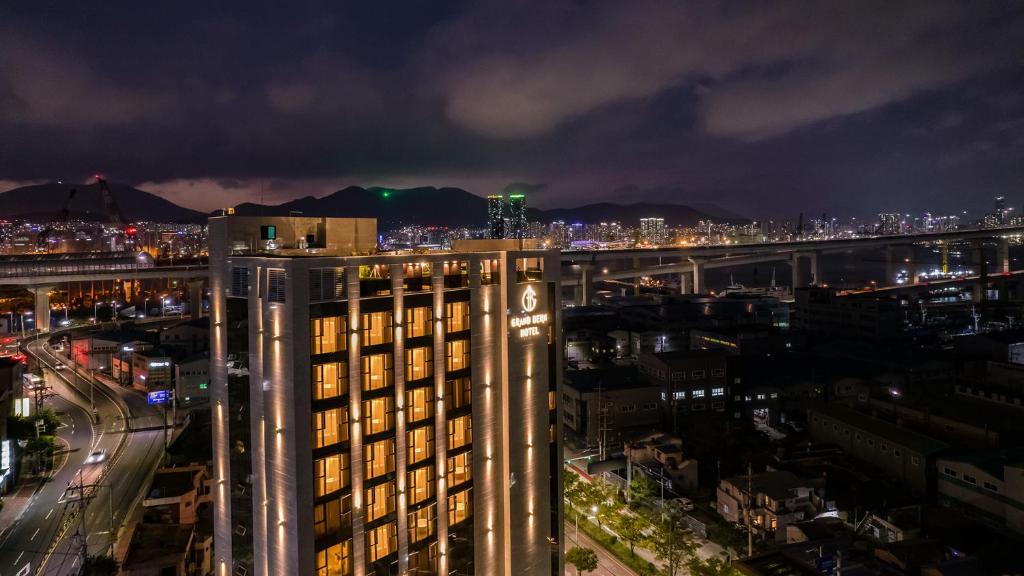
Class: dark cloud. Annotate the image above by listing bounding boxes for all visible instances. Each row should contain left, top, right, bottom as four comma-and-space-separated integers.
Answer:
0, 1, 1023, 217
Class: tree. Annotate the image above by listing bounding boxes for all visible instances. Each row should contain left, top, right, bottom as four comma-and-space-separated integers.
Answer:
629, 473, 654, 503
645, 500, 697, 576
566, 546, 599, 576
589, 479, 617, 528
81, 554, 118, 575
611, 512, 649, 556
687, 556, 741, 576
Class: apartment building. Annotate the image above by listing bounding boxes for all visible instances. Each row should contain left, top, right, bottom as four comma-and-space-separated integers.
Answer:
209, 216, 562, 576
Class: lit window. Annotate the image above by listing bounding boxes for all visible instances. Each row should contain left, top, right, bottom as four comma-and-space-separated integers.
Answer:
447, 451, 472, 487
692, 389, 705, 399
405, 347, 433, 381
403, 262, 432, 292
445, 339, 470, 372
315, 539, 352, 576
365, 481, 396, 523
361, 353, 393, 391
673, 391, 685, 400
362, 397, 395, 435
408, 465, 436, 506
315, 454, 350, 497
408, 504, 437, 544
406, 387, 434, 424
311, 316, 346, 355
313, 407, 349, 448
364, 439, 395, 480
445, 301, 470, 332
480, 259, 500, 285
448, 488, 472, 526
711, 387, 725, 397
447, 415, 472, 450
408, 425, 435, 465
313, 362, 347, 400
361, 311, 393, 346
366, 522, 397, 562
405, 306, 433, 338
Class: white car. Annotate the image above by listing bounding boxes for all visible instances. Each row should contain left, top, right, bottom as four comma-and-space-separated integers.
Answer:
54, 362, 67, 371
85, 449, 106, 464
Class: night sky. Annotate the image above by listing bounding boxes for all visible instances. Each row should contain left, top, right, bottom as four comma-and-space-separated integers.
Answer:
1, 1, 1023, 218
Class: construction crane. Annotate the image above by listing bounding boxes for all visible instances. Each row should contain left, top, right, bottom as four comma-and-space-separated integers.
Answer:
35, 187, 77, 252
94, 174, 138, 250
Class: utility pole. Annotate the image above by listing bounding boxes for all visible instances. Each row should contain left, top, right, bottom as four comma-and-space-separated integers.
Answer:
746, 462, 753, 558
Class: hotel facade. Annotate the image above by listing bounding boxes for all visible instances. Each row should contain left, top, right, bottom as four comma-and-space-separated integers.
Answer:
209, 216, 563, 576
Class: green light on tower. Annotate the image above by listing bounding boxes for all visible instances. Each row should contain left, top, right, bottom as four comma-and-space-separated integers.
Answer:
381, 189, 391, 199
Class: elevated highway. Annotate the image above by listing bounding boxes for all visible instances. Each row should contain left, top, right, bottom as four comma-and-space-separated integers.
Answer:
0, 252, 208, 331
560, 225, 1024, 304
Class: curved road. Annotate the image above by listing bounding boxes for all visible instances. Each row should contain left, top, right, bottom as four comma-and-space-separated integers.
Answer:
0, 338, 165, 575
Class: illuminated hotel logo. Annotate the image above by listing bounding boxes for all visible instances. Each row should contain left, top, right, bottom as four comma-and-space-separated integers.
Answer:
522, 285, 538, 312
511, 284, 547, 338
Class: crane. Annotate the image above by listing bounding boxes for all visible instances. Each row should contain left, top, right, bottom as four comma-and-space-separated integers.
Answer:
93, 174, 138, 250
35, 187, 77, 252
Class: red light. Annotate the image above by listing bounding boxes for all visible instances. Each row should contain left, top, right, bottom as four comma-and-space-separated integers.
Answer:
125, 226, 138, 236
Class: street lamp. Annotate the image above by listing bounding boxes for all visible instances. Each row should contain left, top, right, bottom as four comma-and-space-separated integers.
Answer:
94, 301, 103, 324
162, 297, 169, 317
21, 310, 32, 338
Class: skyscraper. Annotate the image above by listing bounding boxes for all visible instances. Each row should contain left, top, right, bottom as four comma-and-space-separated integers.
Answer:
487, 195, 505, 239
878, 213, 900, 235
639, 217, 666, 245
210, 216, 563, 576
507, 194, 526, 240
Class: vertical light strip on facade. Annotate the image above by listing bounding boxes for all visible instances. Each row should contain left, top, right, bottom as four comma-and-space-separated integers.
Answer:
432, 266, 448, 575
391, 265, 409, 575
346, 266, 366, 576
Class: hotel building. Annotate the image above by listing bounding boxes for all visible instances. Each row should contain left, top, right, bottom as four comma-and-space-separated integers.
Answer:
209, 216, 563, 576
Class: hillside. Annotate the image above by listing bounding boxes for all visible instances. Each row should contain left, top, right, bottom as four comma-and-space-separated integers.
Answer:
0, 182, 206, 223
229, 186, 742, 228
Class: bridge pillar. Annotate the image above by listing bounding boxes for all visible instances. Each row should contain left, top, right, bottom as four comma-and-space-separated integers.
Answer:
680, 272, 691, 295
791, 251, 821, 288
32, 286, 54, 333
972, 241, 987, 304
688, 258, 705, 295
998, 237, 1010, 273
189, 279, 205, 319
632, 257, 641, 296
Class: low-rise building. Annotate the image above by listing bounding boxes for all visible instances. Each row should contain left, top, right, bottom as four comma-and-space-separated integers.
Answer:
638, 350, 730, 427
175, 352, 210, 404
716, 470, 826, 543
936, 449, 1024, 533
562, 367, 661, 450
808, 404, 948, 496
142, 464, 212, 525
626, 433, 698, 492
158, 317, 210, 356
793, 287, 903, 342
132, 348, 174, 393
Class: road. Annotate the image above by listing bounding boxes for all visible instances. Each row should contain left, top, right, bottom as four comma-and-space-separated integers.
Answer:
565, 521, 637, 576
0, 338, 165, 575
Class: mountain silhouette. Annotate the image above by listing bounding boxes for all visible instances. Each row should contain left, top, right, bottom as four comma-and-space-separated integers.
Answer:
0, 181, 206, 223
228, 186, 742, 228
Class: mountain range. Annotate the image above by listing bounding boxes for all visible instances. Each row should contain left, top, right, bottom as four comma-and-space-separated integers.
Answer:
0, 182, 205, 223
0, 182, 745, 227
227, 185, 747, 228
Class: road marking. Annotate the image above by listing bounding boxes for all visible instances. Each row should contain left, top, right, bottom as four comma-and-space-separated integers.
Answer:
16, 562, 31, 576
13, 550, 24, 564
30, 528, 39, 541
45, 508, 54, 520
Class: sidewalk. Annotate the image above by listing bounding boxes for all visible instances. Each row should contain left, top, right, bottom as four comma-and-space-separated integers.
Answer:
0, 483, 39, 536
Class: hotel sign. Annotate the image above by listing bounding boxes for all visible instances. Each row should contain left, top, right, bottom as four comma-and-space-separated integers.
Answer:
510, 285, 548, 339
